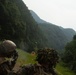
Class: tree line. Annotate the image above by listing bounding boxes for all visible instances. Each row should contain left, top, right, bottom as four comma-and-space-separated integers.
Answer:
62, 35, 76, 72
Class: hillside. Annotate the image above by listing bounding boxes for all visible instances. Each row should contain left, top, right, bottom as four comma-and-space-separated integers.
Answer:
60, 27, 76, 41
30, 10, 47, 23
13, 49, 36, 72
0, 0, 76, 52
39, 23, 69, 50
30, 10, 76, 50
0, 0, 49, 52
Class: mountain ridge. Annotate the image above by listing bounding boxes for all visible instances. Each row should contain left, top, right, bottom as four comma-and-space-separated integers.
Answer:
30, 10, 48, 23
30, 10, 76, 50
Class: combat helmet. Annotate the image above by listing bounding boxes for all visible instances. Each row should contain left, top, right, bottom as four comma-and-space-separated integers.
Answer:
0, 40, 16, 57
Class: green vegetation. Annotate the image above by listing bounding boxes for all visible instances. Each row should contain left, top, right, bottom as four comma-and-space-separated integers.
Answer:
17, 49, 36, 65
0, 0, 25, 40
56, 63, 76, 75
62, 35, 76, 72
0, 0, 50, 52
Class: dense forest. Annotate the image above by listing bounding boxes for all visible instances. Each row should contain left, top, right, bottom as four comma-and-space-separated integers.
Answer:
0, 0, 49, 52
62, 35, 76, 72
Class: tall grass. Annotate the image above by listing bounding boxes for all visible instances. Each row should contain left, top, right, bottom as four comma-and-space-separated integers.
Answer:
56, 63, 76, 75
16, 49, 36, 66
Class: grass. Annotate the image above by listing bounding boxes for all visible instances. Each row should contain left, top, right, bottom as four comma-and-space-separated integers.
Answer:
16, 49, 36, 66
56, 63, 76, 75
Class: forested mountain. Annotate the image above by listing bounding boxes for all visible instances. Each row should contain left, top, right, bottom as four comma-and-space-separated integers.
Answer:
60, 27, 76, 41
30, 10, 76, 50
39, 23, 68, 50
62, 35, 76, 72
0, 0, 75, 52
30, 10, 47, 23
0, 0, 49, 52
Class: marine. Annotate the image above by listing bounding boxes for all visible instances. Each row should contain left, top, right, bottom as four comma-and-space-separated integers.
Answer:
0, 40, 18, 75
17, 48, 59, 75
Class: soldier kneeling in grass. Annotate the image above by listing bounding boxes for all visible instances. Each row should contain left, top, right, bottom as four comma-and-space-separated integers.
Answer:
17, 48, 59, 75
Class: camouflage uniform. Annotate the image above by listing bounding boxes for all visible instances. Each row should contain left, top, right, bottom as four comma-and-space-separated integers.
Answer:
17, 48, 59, 75
0, 40, 18, 75
17, 64, 53, 75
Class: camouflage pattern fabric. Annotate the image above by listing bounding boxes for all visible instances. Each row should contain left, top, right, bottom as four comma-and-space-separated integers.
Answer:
17, 64, 57, 75
0, 50, 18, 75
36, 48, 59, 68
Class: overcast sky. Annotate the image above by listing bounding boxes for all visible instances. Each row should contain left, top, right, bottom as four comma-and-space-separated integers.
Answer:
23, 0, 76, 31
